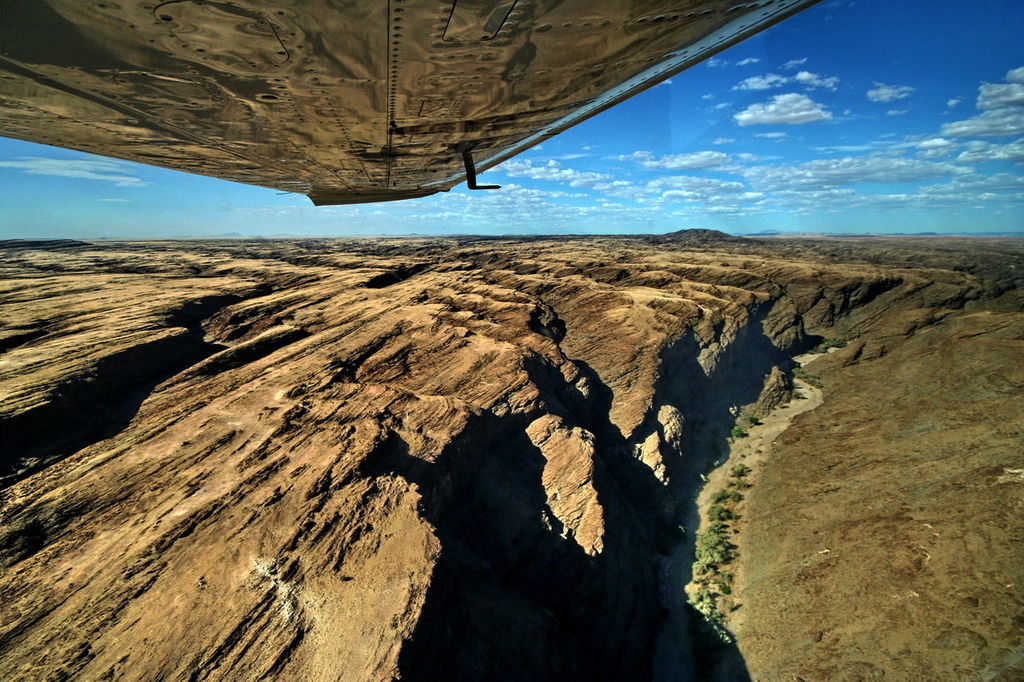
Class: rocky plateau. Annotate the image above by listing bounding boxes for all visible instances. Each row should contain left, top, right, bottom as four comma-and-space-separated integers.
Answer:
0, 234, 1021, 681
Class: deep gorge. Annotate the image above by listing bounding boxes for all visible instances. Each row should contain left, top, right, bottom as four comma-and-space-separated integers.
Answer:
0, 235, 1020, 681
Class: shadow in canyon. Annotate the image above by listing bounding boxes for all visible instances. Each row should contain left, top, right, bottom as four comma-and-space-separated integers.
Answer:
389, 305, 794, 680
394, 415, 599, 680
643, 305, 794, 679
0, 295, 240, 489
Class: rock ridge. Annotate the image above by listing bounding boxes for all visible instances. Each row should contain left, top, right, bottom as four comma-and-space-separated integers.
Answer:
0, 236, 1020, 681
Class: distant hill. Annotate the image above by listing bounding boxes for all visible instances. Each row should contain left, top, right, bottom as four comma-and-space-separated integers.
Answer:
0, 239, 93, 250
650, 229, 745, 245
745, 231, 1024, 239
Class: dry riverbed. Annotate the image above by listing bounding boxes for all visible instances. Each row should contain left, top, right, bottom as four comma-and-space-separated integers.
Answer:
686, 352, 826, 638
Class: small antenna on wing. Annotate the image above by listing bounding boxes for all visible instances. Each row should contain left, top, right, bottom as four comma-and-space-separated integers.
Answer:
459, 146, 501, 191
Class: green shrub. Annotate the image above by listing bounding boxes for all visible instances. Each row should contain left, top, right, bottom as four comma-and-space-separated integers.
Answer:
692, 587, 716, 609
690, 519, 739, 642
688, 587, 732, 642
814, 337, 848, 352
695, 523, 735, 566
747, 416, 762, 426
694, 560, 714, 575
711, 489, 744, 504
793, 367, 823, 388
708, 504, 737, 521
729, 464, 752, 478
730, 426, 748, 439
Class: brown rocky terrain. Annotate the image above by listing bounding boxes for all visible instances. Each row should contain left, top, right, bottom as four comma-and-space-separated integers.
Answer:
0, 234, 1021, 681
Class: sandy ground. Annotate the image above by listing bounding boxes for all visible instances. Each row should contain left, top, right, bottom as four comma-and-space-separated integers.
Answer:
686, 351, 826, 634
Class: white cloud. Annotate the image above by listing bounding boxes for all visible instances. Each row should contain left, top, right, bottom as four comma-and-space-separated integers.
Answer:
616, 150, 731, 170
955, 138, 1024, 163
0, 157, 148, 186
942, 67, 1024, 137
792, 71, 839, 90
649, 175, 752, 203
947, 97, 964, 108
781, 58, 808, 70
496, 159, 611, 187
706, 58, 729, 68
943, 108, 1024, 137
734, 71, 837, 91
726, 191, 764, 202
702, 93, 715, 100
866, 83, 915, 102
736, 57, 762, 66
713, 102, 732, 110
918, 138, 954, 150
755, 132, 788, 139
660, 190, 700, 201
734, 93, 833, 126
397, 183, 611, 230
977, 82, 1024, 109
816, 144, 877, 153
919, 173, 1024, 196
711, 137, 735, 145
916, 138, 957, 158
887, 109, 909, 116
742, 156, 970, 191
773, 187, 856, 201
734, 73, 789, 91
590, 179, 650, 203
648, 176, 747, 192
496, 185, 581, 200
592, 180, 636, 191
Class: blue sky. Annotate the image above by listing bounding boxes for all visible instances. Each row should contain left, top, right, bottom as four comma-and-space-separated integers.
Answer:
1, 0, 1022, 238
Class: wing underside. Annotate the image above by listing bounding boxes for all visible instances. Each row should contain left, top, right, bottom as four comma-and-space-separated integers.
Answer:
0, 0, 819, 205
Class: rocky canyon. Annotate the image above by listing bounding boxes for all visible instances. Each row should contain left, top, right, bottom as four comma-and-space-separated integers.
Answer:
1, 233, 1021, 681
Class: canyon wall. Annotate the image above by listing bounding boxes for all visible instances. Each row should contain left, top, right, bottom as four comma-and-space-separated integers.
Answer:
0, 235, 1020, 680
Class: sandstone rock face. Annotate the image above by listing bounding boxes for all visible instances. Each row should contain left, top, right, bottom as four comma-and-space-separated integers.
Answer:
526, 415, 605, 555
752, 366, 792, 416
0, 236, 1020, 681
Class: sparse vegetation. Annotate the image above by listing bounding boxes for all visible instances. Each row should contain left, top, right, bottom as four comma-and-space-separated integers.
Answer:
813, 337, 848, 353
729, 464, 752, 478
690, 519, 737, 641
708, 504, 737, 521
695, 521, 735, 568
793, 367, 823, 388
690, 459, 752, 643
714, 572, 734, 595
711, 489, 744, 504
747, 415, 762, 426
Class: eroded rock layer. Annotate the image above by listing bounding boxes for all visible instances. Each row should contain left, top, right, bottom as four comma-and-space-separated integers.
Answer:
0, 236, 1021, 681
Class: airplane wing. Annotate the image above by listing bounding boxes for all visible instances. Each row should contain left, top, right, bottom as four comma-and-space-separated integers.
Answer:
0, 0, 819, 205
